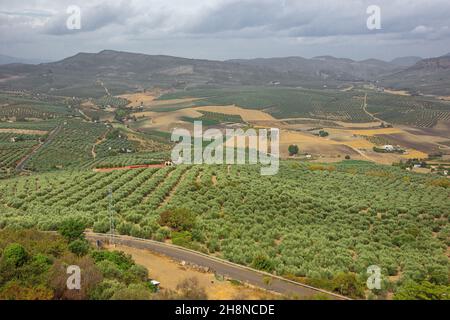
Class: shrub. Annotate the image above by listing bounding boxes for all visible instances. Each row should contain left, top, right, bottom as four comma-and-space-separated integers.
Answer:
288, 145, 299, 156
172, 231, 192, 247
110, 283, 152, 300
1, 243, 28, 267
176, 277, 207, 300
93, 220, 110, 233
251, 254, 275, 273
96, 260, 123, 280
0, 281, 53, 300
159, 208, 196, 231
331, 273, 365, 299
68, 239, 90, 257
124, 265, 148, 284
59, 219, 85, 242
394, 281, 450, 300
91, 250, 134, 271
89, 279, 126, 300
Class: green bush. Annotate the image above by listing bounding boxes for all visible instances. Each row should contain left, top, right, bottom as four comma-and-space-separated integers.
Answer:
251, 254, 275, 273
110, 283, 153, 300
159, 208, 197, 231
1, 243, 28, 267
331, 273, 365, 299
288, 145, 299, 156
124, 265, 148, 284
93, 220, 110, 233
96, 260, 123, 280
89, 279, 126, 300
68, 239, 90, 257
91, 250, 134, 271
394, 281, 450, 300
172, 231, 192, 247
59, 219, 85, 242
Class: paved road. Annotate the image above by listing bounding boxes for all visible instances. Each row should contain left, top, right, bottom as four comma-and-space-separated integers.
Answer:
86, 232, 350, 300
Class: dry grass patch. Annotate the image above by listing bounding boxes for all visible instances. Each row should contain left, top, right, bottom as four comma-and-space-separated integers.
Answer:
106, 244, 279, 300
118, 93, 156, 107
0, 129, 48, 135
351, 128, 404, 136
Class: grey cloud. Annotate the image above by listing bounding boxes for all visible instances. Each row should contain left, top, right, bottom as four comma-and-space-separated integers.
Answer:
0, 0, 449, 61
42, 2, 135, 35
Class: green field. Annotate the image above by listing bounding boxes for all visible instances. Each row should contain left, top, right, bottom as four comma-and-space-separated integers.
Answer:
0, 133, 41, 178
159, 87, 373, 122
159, 87, 450, 127
0, 92, 76, 120
367, 93, 450, 128
24, 119, 108, 171
0, 161, 448, 298
94, 96, 129, 108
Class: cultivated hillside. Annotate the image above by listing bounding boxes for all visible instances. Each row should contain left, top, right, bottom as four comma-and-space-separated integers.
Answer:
381, 55, 450, 95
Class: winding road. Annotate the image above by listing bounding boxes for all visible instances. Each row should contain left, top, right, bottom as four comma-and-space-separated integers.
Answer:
86, 232, 351, 300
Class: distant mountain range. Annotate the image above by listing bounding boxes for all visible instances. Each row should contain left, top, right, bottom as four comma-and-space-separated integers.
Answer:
381, 54, 450, 95
0, 50, 449, 97
389, 56, 422, 67
0, 54, 48, 65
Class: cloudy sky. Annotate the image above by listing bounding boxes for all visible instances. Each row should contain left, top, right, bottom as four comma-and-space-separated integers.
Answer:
1, 0, 449, 62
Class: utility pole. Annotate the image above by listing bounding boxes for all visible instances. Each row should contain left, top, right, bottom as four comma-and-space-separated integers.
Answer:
108, 186, 115, 246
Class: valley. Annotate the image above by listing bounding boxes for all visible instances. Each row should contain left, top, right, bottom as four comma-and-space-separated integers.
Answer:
0, 50, 449, 301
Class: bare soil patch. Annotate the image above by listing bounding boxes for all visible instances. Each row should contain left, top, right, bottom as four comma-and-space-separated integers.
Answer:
107, 244, 279, 300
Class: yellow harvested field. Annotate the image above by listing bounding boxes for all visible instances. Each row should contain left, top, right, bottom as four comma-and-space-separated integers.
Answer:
384, 89, 411, 96
193, 105, 276, 122
81, 100, 95, 108
133, 108, 203, 131
133, 111, 158, 118
280, 130, 338, 145
0, 129, 47, 135
344, 139, 375, 149
401, 150, 428, 159
351, 128, 404, 136
334, 121, 382, 128
107, 244, 278, 300
149, 98, 201, 107
118, 93, 156, 107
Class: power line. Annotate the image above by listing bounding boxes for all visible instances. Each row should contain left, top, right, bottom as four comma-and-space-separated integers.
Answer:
108, 186, 115, 246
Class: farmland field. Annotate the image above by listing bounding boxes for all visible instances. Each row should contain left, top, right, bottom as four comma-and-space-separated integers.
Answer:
0, 133, 41, 178
158, 87, 450, 128
0, 77, 449, 301
159, 87, 372, 122
24, 119, 109, 171
366, 93, 450, 128
0, 92, 76, 120
0, 161, 448, 298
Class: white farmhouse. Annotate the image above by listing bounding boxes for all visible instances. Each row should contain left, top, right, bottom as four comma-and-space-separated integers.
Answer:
382, 145, 395, 152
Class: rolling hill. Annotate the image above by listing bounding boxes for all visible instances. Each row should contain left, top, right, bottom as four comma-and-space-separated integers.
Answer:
381, 54, 450, 95
0, 50, 449, 97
